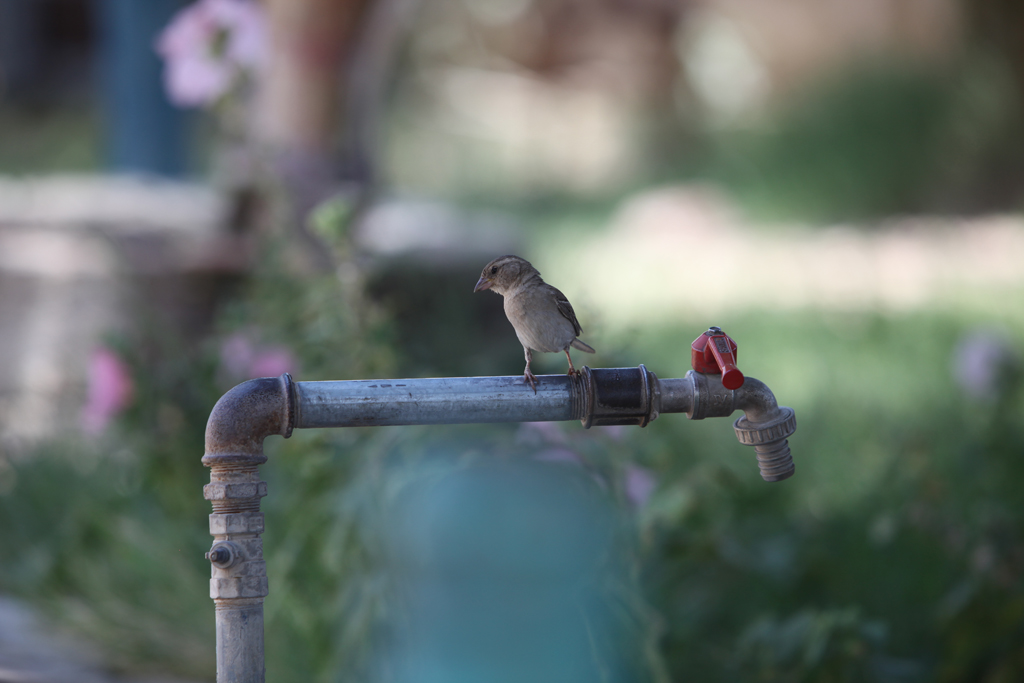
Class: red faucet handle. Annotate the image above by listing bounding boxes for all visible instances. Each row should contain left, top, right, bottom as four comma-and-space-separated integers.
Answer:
691, 327, 745, 390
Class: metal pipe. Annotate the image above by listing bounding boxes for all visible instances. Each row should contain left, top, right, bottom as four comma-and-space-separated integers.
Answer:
203, 367, 796, 681
294, 365, 664, 429
296, 374, 582, 428
203, 374, 295, 683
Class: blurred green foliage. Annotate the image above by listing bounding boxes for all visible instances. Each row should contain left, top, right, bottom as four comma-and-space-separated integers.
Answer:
694, 58, 1024, 223
623, 309, 1024, 683
0, 105, 102, 173
381, 57, 1024, 224
737, 608, 889, 682
706, 64, 951, 221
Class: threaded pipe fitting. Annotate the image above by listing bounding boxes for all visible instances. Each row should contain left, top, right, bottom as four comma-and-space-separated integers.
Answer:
753, 439, 795, 482
734, 406, 797, 482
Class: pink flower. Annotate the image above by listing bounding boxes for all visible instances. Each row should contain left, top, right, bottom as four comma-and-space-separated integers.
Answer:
952, 331, 1019, 399
249, 346, 296, 378
220, 332, 297, 380
155, 0, 267, 108
219, 332, 256, 378
624, 464, 656, 509
81, 348, 134, 435
208, 0, 266, 66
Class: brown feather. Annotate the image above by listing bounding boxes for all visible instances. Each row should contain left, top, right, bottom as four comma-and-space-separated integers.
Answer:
549, 286, 583, 337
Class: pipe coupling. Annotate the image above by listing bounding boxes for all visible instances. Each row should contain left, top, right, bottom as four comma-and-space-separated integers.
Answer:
578, 365, 660, 428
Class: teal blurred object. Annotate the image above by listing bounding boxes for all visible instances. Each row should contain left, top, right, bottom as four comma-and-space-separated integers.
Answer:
96, 0, 189, 175
383, 458, 632, 683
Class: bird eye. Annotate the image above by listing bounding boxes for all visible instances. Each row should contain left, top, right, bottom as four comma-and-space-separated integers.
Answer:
490, 266, 498, 275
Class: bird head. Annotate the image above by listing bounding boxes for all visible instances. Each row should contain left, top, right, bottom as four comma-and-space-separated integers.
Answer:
473, 255, 537, 296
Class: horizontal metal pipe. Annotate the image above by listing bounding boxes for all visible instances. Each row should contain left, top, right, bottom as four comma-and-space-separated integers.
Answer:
657, 377, 694, 416
295, 374, 583, 428
227, 370, 794, 482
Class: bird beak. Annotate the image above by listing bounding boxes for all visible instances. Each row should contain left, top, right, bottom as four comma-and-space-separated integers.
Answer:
473, 277, 493, 292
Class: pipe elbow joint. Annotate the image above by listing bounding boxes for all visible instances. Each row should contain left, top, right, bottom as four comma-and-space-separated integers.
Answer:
203, 373, 296, 467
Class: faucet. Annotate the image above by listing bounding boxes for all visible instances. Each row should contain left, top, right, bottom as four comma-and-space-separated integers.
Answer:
670, 326, 797, 482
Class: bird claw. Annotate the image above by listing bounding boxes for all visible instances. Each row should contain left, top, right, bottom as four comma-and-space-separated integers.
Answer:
524, 370, 538, 394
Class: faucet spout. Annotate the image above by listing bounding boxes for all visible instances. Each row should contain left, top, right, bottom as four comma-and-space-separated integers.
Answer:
732, 377, 797, 482
659, 372, 797, 482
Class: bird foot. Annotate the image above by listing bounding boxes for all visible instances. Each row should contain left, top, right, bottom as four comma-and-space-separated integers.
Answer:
524, 369, 538, 393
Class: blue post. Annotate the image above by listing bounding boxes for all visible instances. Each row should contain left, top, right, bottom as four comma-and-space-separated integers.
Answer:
96, 0, 190, 176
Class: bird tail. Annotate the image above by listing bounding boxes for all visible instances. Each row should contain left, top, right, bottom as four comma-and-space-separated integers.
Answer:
571, 339, 596, 354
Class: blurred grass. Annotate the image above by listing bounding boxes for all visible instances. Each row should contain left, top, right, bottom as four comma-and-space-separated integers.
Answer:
393, 57, 1024, 224
0, 105, 102, 174
615, 307, 1024, 681
0, 443, 215, 677
685, 57, 1024, 223
700, 63, 952, 222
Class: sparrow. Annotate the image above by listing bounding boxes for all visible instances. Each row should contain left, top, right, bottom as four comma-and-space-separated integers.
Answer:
473, 255, 596, 392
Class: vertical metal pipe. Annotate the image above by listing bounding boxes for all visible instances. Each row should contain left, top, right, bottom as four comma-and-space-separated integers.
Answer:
204, 375, 295, 683
215, 598, 265, 682
206, 462, 268, 683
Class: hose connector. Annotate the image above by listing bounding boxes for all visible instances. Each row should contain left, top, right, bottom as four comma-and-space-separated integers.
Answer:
733, 406, 797, 482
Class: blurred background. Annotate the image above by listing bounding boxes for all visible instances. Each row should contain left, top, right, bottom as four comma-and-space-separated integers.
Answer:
2, 0, 1024, 681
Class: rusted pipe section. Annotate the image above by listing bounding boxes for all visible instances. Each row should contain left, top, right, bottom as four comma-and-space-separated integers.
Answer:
203, 374, 296, 683
204, 374, 296, 464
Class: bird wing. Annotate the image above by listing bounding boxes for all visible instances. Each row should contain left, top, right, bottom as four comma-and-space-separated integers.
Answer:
549, 286, 583, 337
